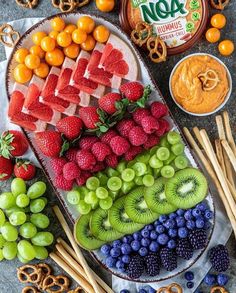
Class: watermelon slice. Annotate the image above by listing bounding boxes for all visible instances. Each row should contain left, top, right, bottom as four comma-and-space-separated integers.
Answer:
8, 83, 47, 132
99, 34, 138, 81
23, 76, 61, 126
70, 50, 105, 99
86, 43, 122, 89
56, 57, 90, 106
40, 67, 76, 116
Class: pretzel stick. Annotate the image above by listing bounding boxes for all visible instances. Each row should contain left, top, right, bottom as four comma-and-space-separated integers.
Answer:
50, 252, 94, 293
53, 206, 101, 293
215, 139, 227, 176
57, 238, 114, 293
223, 111, 236, 157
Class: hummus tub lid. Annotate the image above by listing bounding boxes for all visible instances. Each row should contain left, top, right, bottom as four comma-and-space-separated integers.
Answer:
120, 0, 209, 55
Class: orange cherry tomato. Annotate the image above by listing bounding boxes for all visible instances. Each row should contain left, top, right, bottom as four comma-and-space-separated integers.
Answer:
51, 17, 65, 32
93, 25, 110, 43
72, 29, 87, 45
49, 30, 59, 40
211, 14, 227, 29
80, 35, 96, 51
64, 24, 77, 34
24, 54, 40, 70
205, 28, 221, 43
34, 63, 49, 78
32, 31, 47, 46
14, 48, 29, 63
63, 43, 80, 59
95, 0, 115, 12
57, 31, 72, 48
77, 16, 95, 34
29, 45, 45, 59
218, 40, 235, 56
45, 48, 64, 66
41, 36, 56, 52
14, 64, 32, 84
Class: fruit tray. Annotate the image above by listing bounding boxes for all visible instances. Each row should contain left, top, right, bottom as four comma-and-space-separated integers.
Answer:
5, 13, 215, 282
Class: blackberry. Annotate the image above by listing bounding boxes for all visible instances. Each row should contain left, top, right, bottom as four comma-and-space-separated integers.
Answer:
127, 254, 145, 279
176, 239, 194, 260
188, 229, 207, 250
144, 253, 161, 277
160, 248, 177, 271
208, 245, 230, 272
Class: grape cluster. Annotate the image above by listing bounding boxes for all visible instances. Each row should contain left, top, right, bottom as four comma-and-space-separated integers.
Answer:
0, 178, 53, 263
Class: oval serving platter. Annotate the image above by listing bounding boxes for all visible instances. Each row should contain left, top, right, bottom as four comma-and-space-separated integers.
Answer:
5, 12, 215, 283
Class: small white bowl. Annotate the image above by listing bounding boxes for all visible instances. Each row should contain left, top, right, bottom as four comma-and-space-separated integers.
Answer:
169, 53, 232, 116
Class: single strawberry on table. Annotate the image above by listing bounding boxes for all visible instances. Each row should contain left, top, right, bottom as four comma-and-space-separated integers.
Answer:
0, 130, 28, 158
56, 116, 83, 140
35, 130, 63, 158
0, 156, 13, 181
98, 92, 122, 114
14, 160, 36, 181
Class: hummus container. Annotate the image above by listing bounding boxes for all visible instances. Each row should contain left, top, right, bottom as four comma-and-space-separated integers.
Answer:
169, 53, 232, 116
120, 0, 209, 55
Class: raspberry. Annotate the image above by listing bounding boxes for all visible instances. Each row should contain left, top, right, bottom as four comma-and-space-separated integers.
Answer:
124, 146, 142, 161
63, 162, 81, 181
128, 126, 148, 146
79, 136, 99, 150
110, 136, 130, 156
55, 174, 73, 191
105, 154, 119, 168
141, 116, 160, 134
156, 119, 170, 136
116, 119, 136, 138
144, 134, 160, 149
76, 171, 91, 186
91, 142, 111, 161
100, 130, 118, 144
132, 108, 150, 125
65, 148, 77, 162
151, 101, 168, 118
76, 149, 97, 170
92, 162, 106, 173
50, 158, 67, 176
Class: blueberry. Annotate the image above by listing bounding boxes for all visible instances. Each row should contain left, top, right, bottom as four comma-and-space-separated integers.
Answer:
196, 217, 205, 229
113, 240, 122, 248
120, 290, 130, 293
145, 286, 156, 293
139, 247, 148, 257
131, 240, 141, 251
178, 227, 188, 238
159, 215, 168, 223
157, 233, 169, 245
176, 216, 186, 228
141, 238, 151, 247
156, 225, 165, 234
110, 247, 121, 257
204, 274, 216, 286
217, 274, 229, 286
184, 271, 194, 281
164, 219, 176, 229
168, 228, 178, 238
116, 260, 125, 271
147, 224, 154, 231
177, 209, 184, 216
186, 282, 194, 289
205, 210, 213, 220
133, 232, 142, 241
141, 229, 150, 238
149, 241, 159, 252
105, 256, 117, 268
150, 230, 158, 240
101, 244, 111, 256
169, 212, 177, 219
154, 220, 161, 227
122, 236, 133, 244
192, 208, 201, 218
184, 210, 193, 220
167, 239, 176, 249
203, 221, 211, 230
122, 255, 131, 264
121, 243, 132, 255
196, 201, 208, 211
186, 220, 196, 230
138, 290, 147, 293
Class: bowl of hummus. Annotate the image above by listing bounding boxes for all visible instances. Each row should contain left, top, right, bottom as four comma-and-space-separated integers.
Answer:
169, 53, 232, 116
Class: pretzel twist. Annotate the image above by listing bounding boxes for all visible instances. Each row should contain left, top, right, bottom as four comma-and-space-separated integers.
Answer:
67, 287, 84, 293
131, 21, 153, 47
198, 69, 220, 91
0, 24, 20, 48
15, 0, 38, 9
42, 274, 70, 292
22, 286, 40, 293
211, 286, 229, 293
156, 283, 183, 293
51, 0, 76, 12
210, 0, 230, 10
147, 36, 167, 63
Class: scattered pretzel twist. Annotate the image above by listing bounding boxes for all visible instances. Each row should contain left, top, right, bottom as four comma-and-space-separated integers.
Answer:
131, 21, 153, 47
156, 283, 183, 293
210, 0, 230, 10
211, 286, 229, 293
17, 265, 43, 284
15, 0, 38, 9
198, 69, 220, 91
147, 36, 167, 63
51, 0, 90, 12
22, 286, 40, 293
42, 274, 70, 292
0, 24, 20, 48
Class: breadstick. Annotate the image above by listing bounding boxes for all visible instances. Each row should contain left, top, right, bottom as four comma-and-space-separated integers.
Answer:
223, 111, 236, 157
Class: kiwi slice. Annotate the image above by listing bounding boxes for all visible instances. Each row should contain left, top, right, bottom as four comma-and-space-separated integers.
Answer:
165, 168, 208, 209
144, 178, 177, 214
90, 208, 123, 242
124, 187, 159, 224
74, 213, 105, 251
109, 197, 144, 234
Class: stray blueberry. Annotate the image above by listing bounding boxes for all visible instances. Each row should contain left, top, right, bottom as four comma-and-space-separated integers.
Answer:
184, 271, 194, 281
204, 274, 216, 286
145, 286, 156, 293
217, 274, 229, 286
138, 289, 147, 293
186, 282, 194, 289
120, 290, 130, 293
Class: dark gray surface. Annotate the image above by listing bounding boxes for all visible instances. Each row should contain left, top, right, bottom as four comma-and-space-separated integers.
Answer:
0, 1, 235, 292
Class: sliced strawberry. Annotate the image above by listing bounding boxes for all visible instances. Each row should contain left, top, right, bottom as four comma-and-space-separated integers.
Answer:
8, 91, 24, 117
57, 68, 73, 91
41, 73, 58, 97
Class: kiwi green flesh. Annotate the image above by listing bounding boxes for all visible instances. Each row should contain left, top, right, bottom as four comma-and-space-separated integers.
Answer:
90, 208, 123, 242
145, 178, 177, 214
165, 168, 208, 209
125, 187, 159, 224
109, 197, 144, 234
74, 213, 105, 251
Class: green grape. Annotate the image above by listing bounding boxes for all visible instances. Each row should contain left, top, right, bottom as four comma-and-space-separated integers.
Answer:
31, 232, 54, 246
11, 178, 26, 197
33, 245, 48, 260
0, 234, 6, 248
30, 213, 50, 229
143, 175, 154, 187
30, 198, 46, 213
9, 211, 27, 226
164, 152, 176, 165
76, 200, 91, 215
17, 252, 29, 263
107, 177, 122, 191
99, 197, 113, 210
19, 222, 37, 238
174, 155, 189, 169
160, 136, 171, 148
121, 181, 135, 194
149, 155, 163, 169
78, 186, 89, 200
121, 168, 135, 182
86, 177, 100, 191
133, 162, 147, 176
156, 147, 170, 161
2, 241, 17, 260
109, 191, 119, 200
27, 181, 46, 199
146, 165, 154, 175
16, 194, 30, 208
91, 201, 99, 210
150, 146, 159, 156
161, 166, 175, 178
167, 131, 181, 145
0, 209, 5, 227
96, 187, 108, 199
127, 161, 135, 169
0, 249, 3, 261
84, 191, 98, 205
153, 168, 161, 178
96, 173, 108, 186
67, 190, 80, 205
117, 161, 127, 174
41, 197, 48, 206
106, 168, 119, 178
17, 240, 36, 260
1, 222, 18, 241
5, 206, 24, 217
171, 143, 185, 156
134, 176, 144, 186
0, 193, 16, 209
136, 152, 150, 164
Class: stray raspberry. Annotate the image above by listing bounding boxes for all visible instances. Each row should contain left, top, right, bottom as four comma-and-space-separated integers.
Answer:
93, 162, 106, 173
132, 108, 150, 125
110, 136, 130, 156
141, 116, 160, 134
105, 154, 119, 168
91, 142, 111, 161
125, 146, 142, 161
100, 130, 118, 144
156, 119, 170, 136
116, 119, 136, 138
76, 171, 91, 186
65, 148, 77, 162
79, 136, 99, 150
63, 162, 81, 181
50, 157, 67, 176
76, 149, 97, 170
151, 101, 168, 119
55, 174, 73, 191
128, 126, 148, 146
144, 135, 160, 150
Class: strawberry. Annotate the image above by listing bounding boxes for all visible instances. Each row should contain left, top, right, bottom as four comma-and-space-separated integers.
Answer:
35, 130, 63, 158
0, 130, 28, 159
98, 93, 122, 114
56, 116, 83, 140
0, 156, 13, 181
14, 160, 36, 181
120, 82, 144, 101
78, 107, 100, 129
